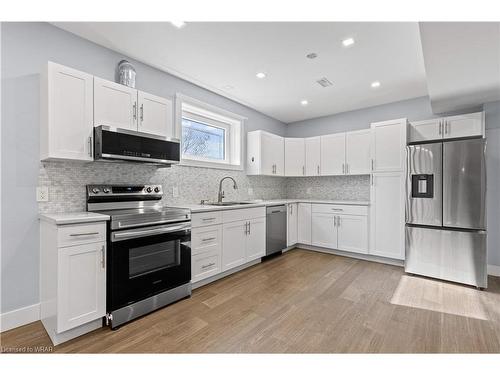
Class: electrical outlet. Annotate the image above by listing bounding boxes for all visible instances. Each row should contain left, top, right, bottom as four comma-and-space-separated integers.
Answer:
248, 188, 254, 196
306, 187, 312, 195
172, 186, 179, 198
37, 187, 49, 202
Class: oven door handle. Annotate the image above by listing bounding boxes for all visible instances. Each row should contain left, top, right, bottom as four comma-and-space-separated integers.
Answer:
112, 223, 191, 242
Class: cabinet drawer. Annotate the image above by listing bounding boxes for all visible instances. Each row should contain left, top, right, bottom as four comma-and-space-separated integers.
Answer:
312, 204, 368, 216
191, 225, 222, 256
222, 206, 265, 223
57, 222, 106, 247
191, 249, 221, 283
192, 211, 223, 228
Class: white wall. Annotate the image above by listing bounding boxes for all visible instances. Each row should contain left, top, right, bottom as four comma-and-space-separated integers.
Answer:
0, 22, 286, 315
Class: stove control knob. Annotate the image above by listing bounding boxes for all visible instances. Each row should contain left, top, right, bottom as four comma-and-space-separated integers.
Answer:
103, 187, 110, 193
146, 187, 153, 193
92, 187, 100, 194
154, 187, 160, 193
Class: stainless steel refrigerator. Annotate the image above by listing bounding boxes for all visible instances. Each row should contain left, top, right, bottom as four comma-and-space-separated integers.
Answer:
405, 138, 487, 288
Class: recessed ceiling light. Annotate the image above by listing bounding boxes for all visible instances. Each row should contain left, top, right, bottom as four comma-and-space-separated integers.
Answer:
342, 38, 355, 47
371, 81, 381, 88
306, 53, 318, 59
256, 72, 266, 79
171, 21, 186, 29
300, 100, 309, 106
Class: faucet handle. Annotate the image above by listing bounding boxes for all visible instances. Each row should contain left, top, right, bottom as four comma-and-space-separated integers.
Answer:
200, 199, 210, 205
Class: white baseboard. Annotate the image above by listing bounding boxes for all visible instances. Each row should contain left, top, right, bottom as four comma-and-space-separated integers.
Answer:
0, 303, 40, 333
488, 264, 500, 277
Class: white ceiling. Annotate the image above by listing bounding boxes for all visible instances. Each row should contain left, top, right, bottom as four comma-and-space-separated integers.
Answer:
419, 22, 500, 114
53, 22, 428, 123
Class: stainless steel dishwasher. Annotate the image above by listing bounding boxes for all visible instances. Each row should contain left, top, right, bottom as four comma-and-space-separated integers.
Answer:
266, 204, 287, 256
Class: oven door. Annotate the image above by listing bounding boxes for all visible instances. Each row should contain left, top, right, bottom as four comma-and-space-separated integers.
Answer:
108, 221, 191, 310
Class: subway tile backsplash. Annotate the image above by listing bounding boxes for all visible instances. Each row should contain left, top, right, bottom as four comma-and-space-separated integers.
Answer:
37, 161, 370, 213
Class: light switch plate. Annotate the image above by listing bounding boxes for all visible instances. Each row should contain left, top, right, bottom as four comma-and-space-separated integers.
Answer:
248, 188, 254, 196
172, 186, 179, 198
37, 186, 49, 202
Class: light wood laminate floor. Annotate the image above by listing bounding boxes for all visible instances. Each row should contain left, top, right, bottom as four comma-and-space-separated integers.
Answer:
2, 249, 500, 353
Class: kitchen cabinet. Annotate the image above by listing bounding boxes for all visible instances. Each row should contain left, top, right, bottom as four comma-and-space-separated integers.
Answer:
297, 203, 312, 244
370, 172, 405, 260
370, 118, 407, 172
94, 77, 174, 138
40, 219, 107, 345
246, 217, 266, 261
409, 112, 484, 143
305, 137, 321, 176
287, 203, 298, 246
137, 91, 174, 137
247, 130, 285, 176
320, 133, 345, 175
40, 62, 94, 161
222, 220, 247, 271
191, 224, 223, 283
285, 138, 305, 176
311, 204, 369, 254
345, 130, 371, 175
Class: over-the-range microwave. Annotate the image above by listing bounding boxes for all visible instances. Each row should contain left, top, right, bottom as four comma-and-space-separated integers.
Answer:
94, 125, 180, 166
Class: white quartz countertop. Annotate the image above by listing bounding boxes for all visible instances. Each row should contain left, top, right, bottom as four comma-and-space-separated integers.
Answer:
171, 199, 370, 213
39, 212, 110, 225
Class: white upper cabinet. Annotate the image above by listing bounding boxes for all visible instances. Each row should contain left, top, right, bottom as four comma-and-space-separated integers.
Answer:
284, 138, 305, 176
444, 112, 484, 139
408, 118, 442, 142
371, 118, 407, 172
320, 133, 345, 175
409, 112, 484, 143
137, 91, 174, 138
305, 137, 321, 176
40, 62, 94, 161
345, 129, 371, 175
247, 130, 284, 176
94, 77, 137, 130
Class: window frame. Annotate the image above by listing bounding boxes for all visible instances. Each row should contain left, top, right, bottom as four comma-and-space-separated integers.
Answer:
176, 94, 246, 171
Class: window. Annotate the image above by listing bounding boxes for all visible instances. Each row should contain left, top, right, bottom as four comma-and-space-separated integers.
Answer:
177, 94, 245, 170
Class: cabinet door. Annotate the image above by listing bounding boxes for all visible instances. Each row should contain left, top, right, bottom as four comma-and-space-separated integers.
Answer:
138, 91, 174, 138
43, 62, 94, 161
346, 130, 371, 175
222, 220, 247, 271
261, 132, 284, 176
370, 172, 405, 260
337, 215, 368, 254
371, 118, 407, 172
192, 248, 221, 283
285, 138, 305, 176
94, 77, 137, 130
311, 213, 337, 248
297, 203, 312, 245
57, 242, 106, 333
305, 137, 321, 176
320, 133, 345, 175
409, 119, 442, 142
287, 203, 298, 246
246, 217, 266, 261
444, 112, 484, 139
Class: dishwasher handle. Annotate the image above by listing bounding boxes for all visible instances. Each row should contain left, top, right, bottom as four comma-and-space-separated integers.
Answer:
266, 205, 287, 214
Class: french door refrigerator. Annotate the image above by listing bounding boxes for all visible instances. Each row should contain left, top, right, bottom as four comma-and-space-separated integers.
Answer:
405, 138, 487, 288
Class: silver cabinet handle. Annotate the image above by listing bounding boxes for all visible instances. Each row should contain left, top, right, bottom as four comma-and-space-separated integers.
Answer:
303, 165, 305, 175
331, 208, 343, 211
244, 222, 248, 235
202, 217, 216, 222
438, 121, 442, 136
101, 245, 105, 269
248, 221, 251, 235
88, 136, 93, 158
347, 164, 349, 174
371, 159, 374, 171
133, 102, 137, 120
445, 121, 449, 135
201, 237, 216, 242
201, 262, 216, 270
337, 216, 341, 227
317, 165, 320, 175
70, 232, 99, 237
290, 204, 293, 215
334, 216, 337, 227
140, 104, 144, 123
342, 163, 345, 174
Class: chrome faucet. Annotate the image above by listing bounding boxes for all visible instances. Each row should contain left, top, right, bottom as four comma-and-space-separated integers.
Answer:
218, 176, 238, 203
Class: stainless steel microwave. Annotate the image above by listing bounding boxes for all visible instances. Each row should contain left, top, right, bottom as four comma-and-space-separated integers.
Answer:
94, 126, 180, 166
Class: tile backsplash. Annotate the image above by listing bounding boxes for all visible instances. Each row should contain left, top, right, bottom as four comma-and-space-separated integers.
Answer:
38, 161, 370, 213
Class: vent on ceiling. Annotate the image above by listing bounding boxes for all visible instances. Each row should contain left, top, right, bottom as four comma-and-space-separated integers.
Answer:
316, 77, 333, 87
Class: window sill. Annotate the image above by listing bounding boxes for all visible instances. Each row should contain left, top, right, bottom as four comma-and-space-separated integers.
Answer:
179, 158, 244, 171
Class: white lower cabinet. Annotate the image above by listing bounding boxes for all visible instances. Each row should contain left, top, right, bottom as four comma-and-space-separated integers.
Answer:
192, 248, 222, 283
337, 215, 368, 254
246, 217, 266, 261
222, 220, 248, 271
297, 203, 312, 244
287, 203, 298, 246
191, 224, 223, 283
311, 212, 337, 248
40, 220, 107, 345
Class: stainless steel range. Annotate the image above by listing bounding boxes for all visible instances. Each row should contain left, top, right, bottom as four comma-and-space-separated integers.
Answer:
86, 184, 191, 329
